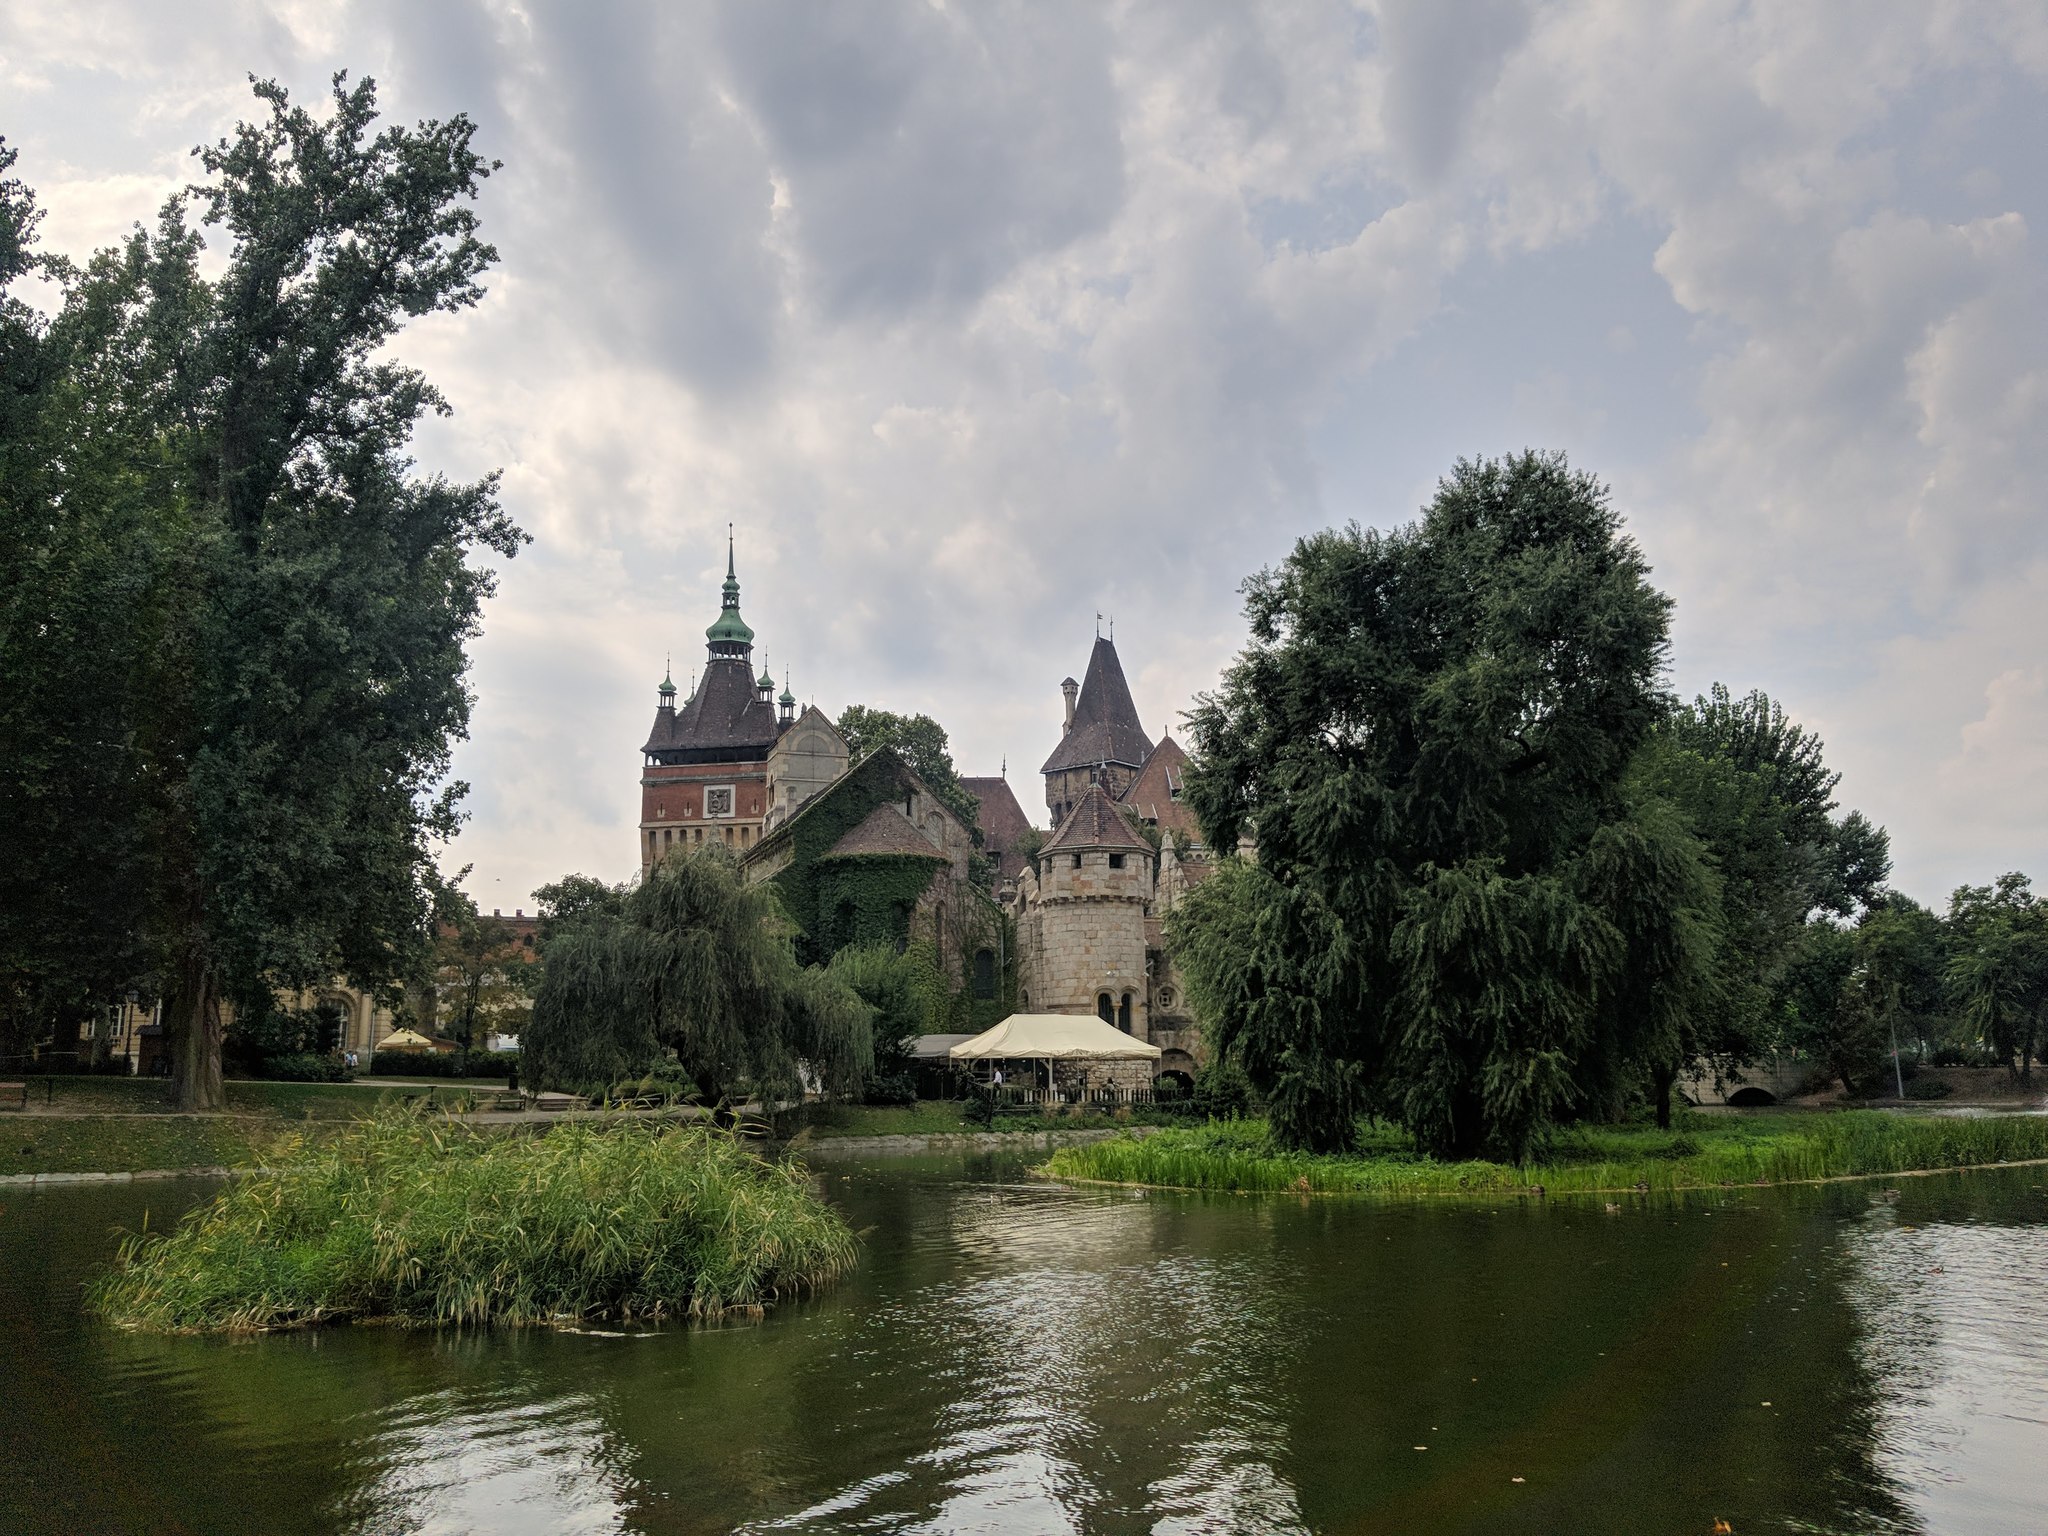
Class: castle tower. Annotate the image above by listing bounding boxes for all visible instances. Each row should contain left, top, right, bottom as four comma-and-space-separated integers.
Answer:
638, 536, 789, 869
1018, 784, 1155, 1037
1039, 635, 1153, 825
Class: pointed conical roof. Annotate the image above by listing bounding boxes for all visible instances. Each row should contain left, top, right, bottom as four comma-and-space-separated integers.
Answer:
1040, 636, 1153, 774
1042, 783, 1151, 855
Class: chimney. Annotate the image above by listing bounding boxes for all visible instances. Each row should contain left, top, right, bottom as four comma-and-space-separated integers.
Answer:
1061, 676, 1078, 733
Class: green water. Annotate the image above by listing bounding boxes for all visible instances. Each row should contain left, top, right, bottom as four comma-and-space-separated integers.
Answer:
3, 1156, 2045, 1534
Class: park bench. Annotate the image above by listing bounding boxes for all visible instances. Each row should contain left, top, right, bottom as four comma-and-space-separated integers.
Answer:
530, 1092, 580, 1113
0, 1081, 24, 1112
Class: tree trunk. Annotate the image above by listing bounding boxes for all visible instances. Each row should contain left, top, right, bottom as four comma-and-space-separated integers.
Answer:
168, 946, 225, 1112
1652, 1063, 1676, 1131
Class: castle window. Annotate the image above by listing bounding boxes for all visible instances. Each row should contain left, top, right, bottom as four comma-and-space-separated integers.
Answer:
1096, 993, 1114, 1024
1108, 853, 1125, 870
1071, 854, 1082, 869
1118, 993, 1133, 1033
973, 948, 996, 1000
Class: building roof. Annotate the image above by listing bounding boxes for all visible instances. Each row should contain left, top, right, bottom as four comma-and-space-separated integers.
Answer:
1119, 733, 1201, 839
960, 774, 1036, 884
819, 802, 948, 862
949, 1013, 1161, 1061
1040, 636, 1154, 774
643, 657, 785, 760
1043, 783, 1152, 855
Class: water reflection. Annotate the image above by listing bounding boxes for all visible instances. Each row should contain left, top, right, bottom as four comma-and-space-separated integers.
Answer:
1841, 1181, 2048, 1535
3, 1161, 2046, 1534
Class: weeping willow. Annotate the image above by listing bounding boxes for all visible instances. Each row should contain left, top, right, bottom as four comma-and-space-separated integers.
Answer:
526, 848, 873, 1105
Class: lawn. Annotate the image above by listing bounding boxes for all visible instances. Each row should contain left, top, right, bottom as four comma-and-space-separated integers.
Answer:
2, 1115, 273, 1175
15, 1075, 497, 1121
1042, 1110, 2048, 1200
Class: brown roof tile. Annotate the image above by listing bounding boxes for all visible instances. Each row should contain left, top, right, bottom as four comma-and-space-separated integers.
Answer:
819, 803, 948, 861
1043, 783, 1152, 854
960, 775, 1037, 883
1118, 734, 1201, 839
1040, 637, 1153, 774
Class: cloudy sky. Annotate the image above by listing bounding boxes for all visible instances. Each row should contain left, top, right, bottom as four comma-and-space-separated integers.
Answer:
6, 1, 2045, 910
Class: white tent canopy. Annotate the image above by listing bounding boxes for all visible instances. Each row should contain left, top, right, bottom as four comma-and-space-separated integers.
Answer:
949, 1013, 1162, 1062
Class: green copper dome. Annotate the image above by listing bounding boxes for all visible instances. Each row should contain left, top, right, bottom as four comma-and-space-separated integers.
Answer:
707, 607, 755, 646
778, 683, 796, 707
658, 672, 677, 699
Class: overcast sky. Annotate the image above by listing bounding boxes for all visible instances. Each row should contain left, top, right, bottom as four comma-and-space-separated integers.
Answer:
6, 1, 2045, 910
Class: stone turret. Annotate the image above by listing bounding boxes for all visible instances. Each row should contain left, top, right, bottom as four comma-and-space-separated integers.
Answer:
1017, 784, 1154, 1037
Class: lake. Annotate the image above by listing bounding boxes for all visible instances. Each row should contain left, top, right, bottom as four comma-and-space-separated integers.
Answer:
2, 1151, 2045, 1534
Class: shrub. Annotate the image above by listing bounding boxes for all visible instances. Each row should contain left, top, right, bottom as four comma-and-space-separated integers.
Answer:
1192, 1058, 1257, 1121
260, 1052, 351, 1083
1905, 1077, 1954, 1101
369, 1050, 519, 1080
90, 1112, 856, 1332
863, 1071, 918, 1108
961, 1089, 995, 1128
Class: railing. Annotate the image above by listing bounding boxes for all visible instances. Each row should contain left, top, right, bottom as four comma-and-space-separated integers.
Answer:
981, 1083, 1183, 1111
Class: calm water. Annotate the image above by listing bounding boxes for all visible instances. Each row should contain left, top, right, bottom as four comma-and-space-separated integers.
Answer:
3, 1155, 2046, 1535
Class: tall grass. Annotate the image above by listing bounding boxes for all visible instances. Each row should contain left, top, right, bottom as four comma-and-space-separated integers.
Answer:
1043, 1112, 2048, 1199
90, 1112, 857, 1332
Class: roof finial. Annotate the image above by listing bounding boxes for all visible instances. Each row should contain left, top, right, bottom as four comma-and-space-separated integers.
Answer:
1108, 614, 1115, 642
727, 522, 735, 581
1096, 611, 1102, 639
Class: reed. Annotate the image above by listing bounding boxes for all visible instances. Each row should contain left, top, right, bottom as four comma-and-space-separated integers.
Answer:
1042, 1112, 2048, 1199
89, 1111, 857, 1332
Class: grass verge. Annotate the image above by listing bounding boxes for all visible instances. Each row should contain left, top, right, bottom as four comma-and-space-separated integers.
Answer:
3, 1115, 271, 1175
16, 1075, 498, 1120
89, 1112, 856, 1332
1041, 1111, 2048, 1199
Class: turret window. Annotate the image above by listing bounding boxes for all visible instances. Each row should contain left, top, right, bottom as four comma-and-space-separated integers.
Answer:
1108, 853, 1125, 869
1071, 854, 1082, 869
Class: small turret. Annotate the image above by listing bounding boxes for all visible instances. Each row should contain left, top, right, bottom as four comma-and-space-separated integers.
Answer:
756, 661, 775, 705
657, 666, 677, 710
1061, 676, 1079, 733
778, 675, 796, 724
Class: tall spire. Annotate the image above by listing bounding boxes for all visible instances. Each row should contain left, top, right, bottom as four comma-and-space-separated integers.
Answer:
705, 526, 755, 659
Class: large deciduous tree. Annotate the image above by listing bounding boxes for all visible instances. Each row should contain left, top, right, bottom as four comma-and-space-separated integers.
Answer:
0, 80, 521, 1107
1179, 452, 1704, 1160
1946, 874, 2048, 1081
526, 848, 873, 1105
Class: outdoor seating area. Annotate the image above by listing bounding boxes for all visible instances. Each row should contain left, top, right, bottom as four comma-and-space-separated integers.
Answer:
945, 1013, 1164, 1114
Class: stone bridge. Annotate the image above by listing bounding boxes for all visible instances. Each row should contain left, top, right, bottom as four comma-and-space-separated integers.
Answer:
1683, 1056, 1815, 1107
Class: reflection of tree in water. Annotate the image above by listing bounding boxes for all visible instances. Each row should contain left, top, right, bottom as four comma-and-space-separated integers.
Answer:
1836, 1169, 2048, 1536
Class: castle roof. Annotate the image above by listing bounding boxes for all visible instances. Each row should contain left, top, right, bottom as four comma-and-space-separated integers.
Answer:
819, 802, 948, 862
1040, 636, 1153, 774
643, 656, 784, 760
1119, 733, 1201, 840
1043, 783, 1151, 855
960, 774, 1036, 884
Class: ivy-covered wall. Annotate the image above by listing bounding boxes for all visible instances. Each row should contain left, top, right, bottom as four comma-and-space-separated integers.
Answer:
816, 855, 941, 953
753, 747, 1020, 1019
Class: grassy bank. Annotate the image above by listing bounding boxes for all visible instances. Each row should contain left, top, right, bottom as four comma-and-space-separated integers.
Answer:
1042, 1112, 2048, 1199
12, 1075, 487, 1120
5, 1116, 271, 1175
90, 1113, 855, 1332
784, 1101, 1138, 1139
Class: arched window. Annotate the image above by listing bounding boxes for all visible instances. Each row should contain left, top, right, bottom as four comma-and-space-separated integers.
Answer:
1118, 993, 1133, 1033
1097, 992, 1114, 1024
973, 948, 996, 999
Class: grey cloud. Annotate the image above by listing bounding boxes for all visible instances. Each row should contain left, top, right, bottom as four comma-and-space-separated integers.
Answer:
714, 0, 1123, 318
512, 1, 781, 392
1375, 0, 1530, 186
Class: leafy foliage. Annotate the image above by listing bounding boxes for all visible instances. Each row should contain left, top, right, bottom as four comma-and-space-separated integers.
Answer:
525, 846, 872, 1105
1178, 453, 1688, 1160
1946, 874, 2048, 1081
0, 80, 521, 1109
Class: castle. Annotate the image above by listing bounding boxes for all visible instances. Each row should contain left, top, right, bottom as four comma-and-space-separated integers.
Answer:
640, 547, 1212, 1085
